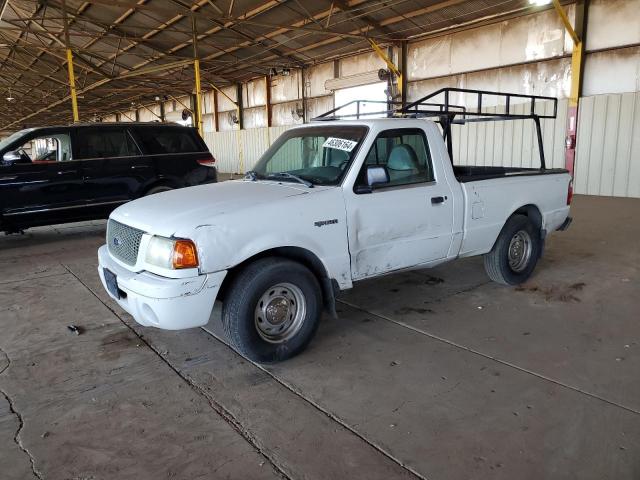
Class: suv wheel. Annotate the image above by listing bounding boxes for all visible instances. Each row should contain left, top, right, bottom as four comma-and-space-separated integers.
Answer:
222, 257, 322, 363
484, 214, 542, 285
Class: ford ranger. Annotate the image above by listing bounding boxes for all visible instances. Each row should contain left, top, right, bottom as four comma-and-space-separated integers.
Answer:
97, 88, 573, 363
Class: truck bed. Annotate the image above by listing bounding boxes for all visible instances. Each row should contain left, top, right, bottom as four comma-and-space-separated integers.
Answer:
453, 165, 568, 183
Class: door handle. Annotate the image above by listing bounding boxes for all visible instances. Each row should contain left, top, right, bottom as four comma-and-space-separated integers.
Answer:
57, 170, 77, 175
130, 165, 149, 170
431, 196, 447, 205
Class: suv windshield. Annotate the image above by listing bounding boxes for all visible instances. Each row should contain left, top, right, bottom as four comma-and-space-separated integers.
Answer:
0, 129, 34, 152
251, 126, 367, 186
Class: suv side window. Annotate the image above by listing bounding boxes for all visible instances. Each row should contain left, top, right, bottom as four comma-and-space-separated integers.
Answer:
13, 133, 72, 163
362, 128, 434, 187
74, 128, 139, 159
133, 127, 201, 154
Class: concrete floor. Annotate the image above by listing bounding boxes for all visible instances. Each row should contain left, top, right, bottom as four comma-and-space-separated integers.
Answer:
0, 194, 638, 480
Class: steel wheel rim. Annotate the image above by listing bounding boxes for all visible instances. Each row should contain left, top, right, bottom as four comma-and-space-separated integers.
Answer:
254, 282, 306, 344
508, 229, 533, 272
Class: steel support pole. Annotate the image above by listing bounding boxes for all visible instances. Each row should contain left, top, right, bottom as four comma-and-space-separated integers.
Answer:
553, 0, 588, 176
400, 41, 408, 108
61, 0, 79, 122
265, 75, 272, 127
192, 15, 203, 136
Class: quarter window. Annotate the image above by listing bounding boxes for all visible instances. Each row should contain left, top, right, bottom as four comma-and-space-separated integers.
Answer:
362, 129, 434, 187
75, 128, 139, 159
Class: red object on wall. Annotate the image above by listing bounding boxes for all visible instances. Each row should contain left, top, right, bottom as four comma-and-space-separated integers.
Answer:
565, 105, 578, 176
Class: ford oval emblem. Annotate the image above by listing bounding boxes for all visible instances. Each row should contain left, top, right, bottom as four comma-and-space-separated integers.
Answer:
113, 237, 121, 247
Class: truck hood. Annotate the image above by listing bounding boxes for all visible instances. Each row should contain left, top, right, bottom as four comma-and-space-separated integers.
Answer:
110, 180, 314, 237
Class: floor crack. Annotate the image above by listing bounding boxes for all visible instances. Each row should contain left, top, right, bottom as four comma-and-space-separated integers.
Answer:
0, 347, 44, 480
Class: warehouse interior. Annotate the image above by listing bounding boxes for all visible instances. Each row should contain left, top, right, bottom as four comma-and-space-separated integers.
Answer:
1, 0, 639, 479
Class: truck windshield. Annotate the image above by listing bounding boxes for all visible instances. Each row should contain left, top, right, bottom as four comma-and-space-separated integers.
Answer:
251, 126, 367, 186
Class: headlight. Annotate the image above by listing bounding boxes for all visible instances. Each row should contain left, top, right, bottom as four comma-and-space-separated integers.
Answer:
145, 236, 199, 269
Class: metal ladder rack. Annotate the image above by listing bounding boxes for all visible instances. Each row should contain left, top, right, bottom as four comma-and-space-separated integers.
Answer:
312, 87, 559, 169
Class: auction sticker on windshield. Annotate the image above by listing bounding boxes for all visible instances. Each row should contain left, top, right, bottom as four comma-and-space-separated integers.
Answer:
323, 137, 358, 152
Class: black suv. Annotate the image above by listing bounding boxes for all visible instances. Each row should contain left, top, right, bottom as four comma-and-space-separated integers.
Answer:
0, 123, 217, 233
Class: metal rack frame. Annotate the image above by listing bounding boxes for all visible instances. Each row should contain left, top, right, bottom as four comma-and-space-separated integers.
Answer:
312, 88, 558, 169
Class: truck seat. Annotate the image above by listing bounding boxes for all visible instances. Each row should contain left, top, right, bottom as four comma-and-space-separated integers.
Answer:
387, 144, 419, 182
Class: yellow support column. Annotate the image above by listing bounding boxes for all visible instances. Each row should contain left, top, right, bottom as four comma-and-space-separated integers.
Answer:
192, 14, 203, 136
368, 39, 402, 99
552, 0, 586, 176
62, 0, 79, 122
66, 48, 79, 122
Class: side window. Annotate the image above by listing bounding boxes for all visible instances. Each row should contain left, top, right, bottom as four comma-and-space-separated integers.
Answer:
75, 128, 139, 159
134, 128, 201, 154
14, 133, 72, 163
361, 129, 434, 187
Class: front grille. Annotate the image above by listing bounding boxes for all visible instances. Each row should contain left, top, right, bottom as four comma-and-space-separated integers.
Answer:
107, 219, 144, 266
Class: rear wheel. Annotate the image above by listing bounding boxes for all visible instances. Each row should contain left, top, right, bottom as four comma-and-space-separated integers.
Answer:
222, 257, 322, 363
484, 214, 542, 285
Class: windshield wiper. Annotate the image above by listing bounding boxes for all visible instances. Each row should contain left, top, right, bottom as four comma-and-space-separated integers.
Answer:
267, 172, 314, 188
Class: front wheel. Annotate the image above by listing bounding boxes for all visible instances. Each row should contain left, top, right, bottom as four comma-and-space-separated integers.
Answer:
221, 258, 322, 363
484, 214, 542, 285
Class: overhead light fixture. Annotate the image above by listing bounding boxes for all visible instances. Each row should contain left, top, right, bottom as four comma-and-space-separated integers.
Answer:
529, 0, 552, 5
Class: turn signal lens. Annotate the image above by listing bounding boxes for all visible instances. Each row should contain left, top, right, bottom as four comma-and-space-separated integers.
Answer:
172, 240, 199, 269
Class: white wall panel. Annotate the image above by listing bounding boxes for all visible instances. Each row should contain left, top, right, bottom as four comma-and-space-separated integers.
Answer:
205, 129, 240, 173
574, 93, 640, 198
586, 0, 640, 51
243, 106, 267, 129
407, 7, 573, 82
244, 77, 267, 107
340, 51, 385, 77
217, 86, 237, 112
270, 70, 302, 103
204, 125, 294, 173
272, 101, 304, 126
307, 62, 334, 98
583, 47, 640, 96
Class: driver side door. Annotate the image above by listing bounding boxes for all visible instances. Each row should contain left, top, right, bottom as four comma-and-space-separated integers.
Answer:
0, 129, 82, 224
345, 128, 455, 279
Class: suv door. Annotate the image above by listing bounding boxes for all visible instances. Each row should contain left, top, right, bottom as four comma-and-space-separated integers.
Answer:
345, 128, 455, 280
73, 126, 151, 205
0, 129, 82, 224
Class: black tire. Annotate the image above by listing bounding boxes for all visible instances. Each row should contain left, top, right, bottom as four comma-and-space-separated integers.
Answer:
221, 257, 322, 363
145, 185, 173, 196
483, 214, 542, 285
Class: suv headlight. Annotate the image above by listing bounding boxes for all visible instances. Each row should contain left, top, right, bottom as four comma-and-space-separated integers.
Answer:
145, 236, 199, 269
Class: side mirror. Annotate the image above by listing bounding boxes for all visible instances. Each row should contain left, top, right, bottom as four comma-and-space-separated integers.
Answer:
2, 151, 21, 165
367, 165, 389, 187
355, 165, 390, 194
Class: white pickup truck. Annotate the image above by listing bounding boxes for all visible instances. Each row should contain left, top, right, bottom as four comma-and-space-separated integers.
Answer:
98, 89, 572, 362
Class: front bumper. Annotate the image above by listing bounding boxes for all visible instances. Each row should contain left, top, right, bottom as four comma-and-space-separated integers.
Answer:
97, 245, 226, 330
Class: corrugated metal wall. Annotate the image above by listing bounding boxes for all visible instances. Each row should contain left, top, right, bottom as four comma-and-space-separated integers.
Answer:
451, 99, 567, 170
574, 92, 640, 198
205, 125, 292, 174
